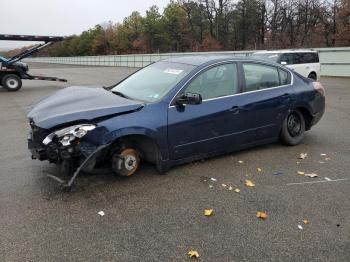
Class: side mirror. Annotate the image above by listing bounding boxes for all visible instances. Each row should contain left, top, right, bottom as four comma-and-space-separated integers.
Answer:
176, 92, 202, 105
280, 61, 287, 65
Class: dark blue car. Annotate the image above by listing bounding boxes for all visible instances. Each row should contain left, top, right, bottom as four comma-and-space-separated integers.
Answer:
27, 56, 325, 186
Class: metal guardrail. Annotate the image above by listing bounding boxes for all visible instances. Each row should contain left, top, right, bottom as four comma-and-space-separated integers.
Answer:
25, 47, 350, 77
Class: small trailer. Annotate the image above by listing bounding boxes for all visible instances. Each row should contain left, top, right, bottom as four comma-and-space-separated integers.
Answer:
0, 34, 67, 91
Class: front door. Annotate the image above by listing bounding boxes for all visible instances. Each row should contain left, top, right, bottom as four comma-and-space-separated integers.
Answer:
167, 63, 242, 160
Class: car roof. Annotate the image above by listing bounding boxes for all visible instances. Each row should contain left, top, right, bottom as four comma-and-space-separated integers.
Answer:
163, 55, 276, 67
254, 49, 318, 54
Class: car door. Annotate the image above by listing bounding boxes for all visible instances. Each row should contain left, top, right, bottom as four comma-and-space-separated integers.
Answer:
167, 62, 243, 160
234, 62, 293, 145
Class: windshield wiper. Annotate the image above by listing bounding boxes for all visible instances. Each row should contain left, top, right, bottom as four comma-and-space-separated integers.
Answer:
111, 90, 129, 99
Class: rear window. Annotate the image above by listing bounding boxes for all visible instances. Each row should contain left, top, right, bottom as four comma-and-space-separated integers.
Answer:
243, 63, 280, 92
280, 52, 319, 64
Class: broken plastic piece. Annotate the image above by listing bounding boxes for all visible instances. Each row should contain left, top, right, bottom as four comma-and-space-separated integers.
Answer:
305, 173, 318, 178
272, 171, 284, 176
298, 225, 303, 230
98, 211, 105, 216
210, 177, 217, 182
299, 153, 308, 159
245, 180, 255, 187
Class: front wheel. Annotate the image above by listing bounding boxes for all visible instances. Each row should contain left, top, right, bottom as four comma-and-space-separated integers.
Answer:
2, 74, 22, 91
111, 147, 140, 176
280, 110, 305, 146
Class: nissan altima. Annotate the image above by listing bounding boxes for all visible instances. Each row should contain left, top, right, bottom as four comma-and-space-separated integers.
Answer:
27, 56, 325, 186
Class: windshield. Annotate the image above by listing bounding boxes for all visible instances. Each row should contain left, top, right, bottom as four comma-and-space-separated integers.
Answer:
253, 53, 279, 62
112, 61, 195, 103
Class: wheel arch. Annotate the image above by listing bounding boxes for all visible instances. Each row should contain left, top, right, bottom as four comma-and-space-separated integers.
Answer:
294, 106, 313, 131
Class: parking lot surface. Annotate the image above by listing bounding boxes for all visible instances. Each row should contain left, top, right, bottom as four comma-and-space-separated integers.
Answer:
1, 63, 349, 261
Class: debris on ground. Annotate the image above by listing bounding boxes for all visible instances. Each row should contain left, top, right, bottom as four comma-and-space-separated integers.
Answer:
325, 177, 332, 181
204, 209, 214, 216
188, 250, 200, 259
97, 211, 105, 216
303, 219, 309, 224
209, 185, 214, 188
234, 188, 241, 193
318, 161, 325, 164
296, 161, 301, 165
272, 171, 284, 176
257, 168, 262, 172
228, 186, 233, 191
238, 160, 244, 164
297, 171, 305, 175
210, 177, 217, 182
325, 157, 331, 161
299, 153, 308, 159
298, 225, 303, 230
221, 184, 227, 188
245, 180, 255, 187
305, 173, 318, 178
320, 153, 327, 156
256, 211, 268, 219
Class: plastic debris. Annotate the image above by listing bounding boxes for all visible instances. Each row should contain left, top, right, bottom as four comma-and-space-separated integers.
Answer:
305, 173, 318, 178
272, 171, 284, 176
320, 153, 327, 156
204, 209, 213, 216
325, 157, 331, 161
324, 177, 332, 181
256, 211, 268, 219
298, 225, 303, 230
299, 153, 308, 159
238, 160, 244, 164
296, 161, 301, 164
303, 219, 309, 225
228, 186, 233, 191
297, 171, 305, 175
245, 180, 255, 187
257, 168, 262, 172
234, 188, 241, 193
188, 250, 200, 259
97, 211, 105, 216
209, 184, 214, 188
221, 184, 227, 187
210, 177, 217, 182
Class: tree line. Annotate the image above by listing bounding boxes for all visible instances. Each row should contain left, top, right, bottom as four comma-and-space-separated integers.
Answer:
6, 0, 350, 57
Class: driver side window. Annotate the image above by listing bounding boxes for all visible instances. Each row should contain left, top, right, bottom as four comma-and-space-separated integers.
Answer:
185, 63, 239, 100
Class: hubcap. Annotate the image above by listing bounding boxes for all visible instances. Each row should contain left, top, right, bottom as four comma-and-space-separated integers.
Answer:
6, 78, 18, 89
287, 113, 302, 137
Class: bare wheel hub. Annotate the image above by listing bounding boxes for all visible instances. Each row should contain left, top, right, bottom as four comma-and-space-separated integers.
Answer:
112, 148, 140, 176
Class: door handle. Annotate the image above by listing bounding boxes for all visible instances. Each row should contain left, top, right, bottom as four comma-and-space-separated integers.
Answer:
229, 106, 240, 114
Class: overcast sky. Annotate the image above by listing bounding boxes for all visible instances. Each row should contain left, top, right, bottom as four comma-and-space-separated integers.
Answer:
0, 0, 170, 50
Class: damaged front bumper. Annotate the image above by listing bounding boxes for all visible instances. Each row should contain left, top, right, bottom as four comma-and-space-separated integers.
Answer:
27, 125, 109, 188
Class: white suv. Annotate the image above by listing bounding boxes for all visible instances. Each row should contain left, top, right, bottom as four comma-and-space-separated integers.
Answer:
253, 50, 320, 80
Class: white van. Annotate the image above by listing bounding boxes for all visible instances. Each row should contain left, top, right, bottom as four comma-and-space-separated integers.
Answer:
253, 50, 320, 80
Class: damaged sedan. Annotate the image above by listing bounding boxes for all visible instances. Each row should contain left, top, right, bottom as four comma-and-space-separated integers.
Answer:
27, 56, 325, 186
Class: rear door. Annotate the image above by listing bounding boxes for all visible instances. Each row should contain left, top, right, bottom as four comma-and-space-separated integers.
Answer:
234, 62, 293, 145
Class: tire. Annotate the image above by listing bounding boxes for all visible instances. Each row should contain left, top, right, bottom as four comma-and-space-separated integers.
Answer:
280, 110, 305, 146
111, 147, 140, 176
2, 74, 22, 91
308, 72, 317, 81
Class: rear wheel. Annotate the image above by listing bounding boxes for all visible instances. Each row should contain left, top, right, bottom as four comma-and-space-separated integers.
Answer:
280, 110, 305, 146
111, 147, 140, 176
2, 74, 22, 91
308, 72, 317, 81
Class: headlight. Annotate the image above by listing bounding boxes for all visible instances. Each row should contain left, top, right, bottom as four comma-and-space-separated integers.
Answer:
43, 124, 96, 146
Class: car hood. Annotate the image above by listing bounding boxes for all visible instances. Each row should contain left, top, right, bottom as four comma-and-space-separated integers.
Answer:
28, 86, 144, 129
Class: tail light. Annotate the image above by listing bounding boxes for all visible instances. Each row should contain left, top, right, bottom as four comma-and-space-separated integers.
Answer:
312, 81, 325, 96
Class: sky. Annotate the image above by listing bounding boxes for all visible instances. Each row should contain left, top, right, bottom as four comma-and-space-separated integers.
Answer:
0, 0, 170, 50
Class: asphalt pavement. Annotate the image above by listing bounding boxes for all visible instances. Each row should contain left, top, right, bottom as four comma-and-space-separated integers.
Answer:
0, 63, 349, 261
